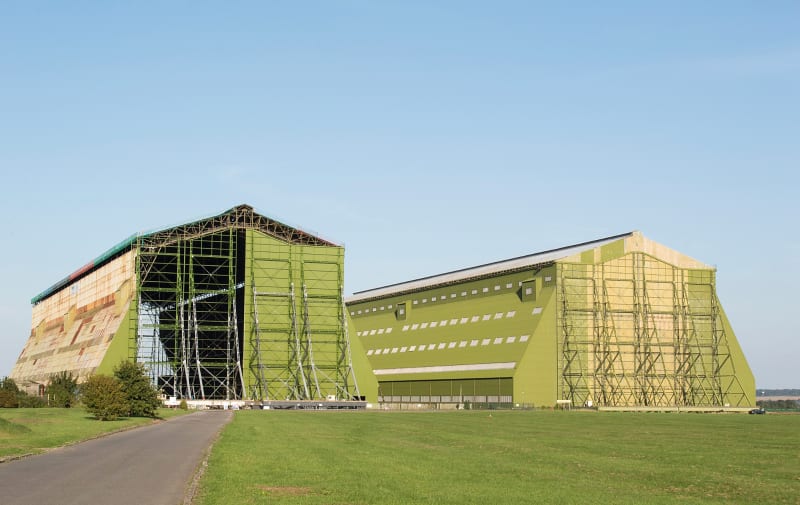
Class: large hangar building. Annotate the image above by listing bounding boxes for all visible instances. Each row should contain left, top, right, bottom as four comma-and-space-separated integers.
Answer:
346, 232, 755, 409
11, 205, 374, 402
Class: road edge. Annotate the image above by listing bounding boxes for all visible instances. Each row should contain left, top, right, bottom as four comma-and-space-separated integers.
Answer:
0, 410, 196, 465
183, 410, 235, 505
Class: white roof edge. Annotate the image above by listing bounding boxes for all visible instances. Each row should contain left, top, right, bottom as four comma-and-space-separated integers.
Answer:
346, 232, 634, 304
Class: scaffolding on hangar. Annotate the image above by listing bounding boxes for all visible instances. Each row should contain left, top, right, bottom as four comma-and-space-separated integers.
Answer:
557, 252, 749, 408
133, 205, 360, 402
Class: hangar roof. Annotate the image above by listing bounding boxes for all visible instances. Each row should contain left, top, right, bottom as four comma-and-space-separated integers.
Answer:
346, 232, 635, 304
31, 204, 337, 305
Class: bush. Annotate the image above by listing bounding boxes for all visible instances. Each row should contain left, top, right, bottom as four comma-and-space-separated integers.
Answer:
82, 375, 129, 421
179, 399, 188, 410
114, 361, 161, 418
47, 371, 78, 408
0, 389, 19, 408
1, 377, 20, 408
1, 377, 48, 408
17, 394, 46, 408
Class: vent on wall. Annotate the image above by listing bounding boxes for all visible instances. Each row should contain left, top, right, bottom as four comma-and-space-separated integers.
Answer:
519, 279, 536, 302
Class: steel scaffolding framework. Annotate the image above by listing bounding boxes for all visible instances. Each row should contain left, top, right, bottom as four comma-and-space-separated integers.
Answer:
135, 227, 244, 400
248, 248, 359, 401
132, 205, 358, 401
557, 253, 749, 407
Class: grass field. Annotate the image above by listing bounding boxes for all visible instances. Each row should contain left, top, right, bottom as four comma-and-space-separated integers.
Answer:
0, 407, 187, 459
197, 410, 799, 505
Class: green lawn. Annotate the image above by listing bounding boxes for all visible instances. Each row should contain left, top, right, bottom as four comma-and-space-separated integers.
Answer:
0, 407, 187, 459
197, 410, 799, 505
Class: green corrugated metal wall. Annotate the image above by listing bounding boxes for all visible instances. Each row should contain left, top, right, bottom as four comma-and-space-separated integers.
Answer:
349, 241, 755, 408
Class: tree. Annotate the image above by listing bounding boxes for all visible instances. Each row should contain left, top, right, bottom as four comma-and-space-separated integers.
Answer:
47, 371, 79, 408
82, 375, 129, 421
0, 377, 46, 408
114, 361, 161, 418
0, 377, 20, 408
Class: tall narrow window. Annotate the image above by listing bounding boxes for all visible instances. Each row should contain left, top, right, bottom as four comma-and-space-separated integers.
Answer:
396, 302, 407, 321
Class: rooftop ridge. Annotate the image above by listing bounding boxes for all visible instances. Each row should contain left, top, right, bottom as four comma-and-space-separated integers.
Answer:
348, 231, 634, 303
31, 204, 337, 305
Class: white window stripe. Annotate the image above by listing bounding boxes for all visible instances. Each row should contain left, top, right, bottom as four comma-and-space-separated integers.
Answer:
373, 362, 517, 376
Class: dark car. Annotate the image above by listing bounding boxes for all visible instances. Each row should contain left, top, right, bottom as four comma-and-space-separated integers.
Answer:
749, 408, 766, 415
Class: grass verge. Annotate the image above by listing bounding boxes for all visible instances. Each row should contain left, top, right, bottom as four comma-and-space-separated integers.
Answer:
196, 410, 799, 505
0, 407, 189, 459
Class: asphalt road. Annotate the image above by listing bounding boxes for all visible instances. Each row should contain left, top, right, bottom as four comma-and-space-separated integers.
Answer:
0, 410, 233, 505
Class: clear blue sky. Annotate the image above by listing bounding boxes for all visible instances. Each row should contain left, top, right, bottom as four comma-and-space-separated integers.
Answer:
1, 2, 797, 388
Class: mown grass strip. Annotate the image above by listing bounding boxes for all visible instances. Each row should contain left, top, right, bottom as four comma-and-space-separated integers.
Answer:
197, 410, 800, 505
0, 407, 189, 459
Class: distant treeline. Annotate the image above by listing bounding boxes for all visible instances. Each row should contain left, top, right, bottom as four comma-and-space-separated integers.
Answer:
756, 389, 800, 396
756, 399, 800, 410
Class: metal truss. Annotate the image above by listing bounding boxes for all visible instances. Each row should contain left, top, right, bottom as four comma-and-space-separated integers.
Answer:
135, 226, 244, 400
132, 205, 355, 402
249, 255, 360, 401
557, 253, 748, 407
140, 204, 335, 249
